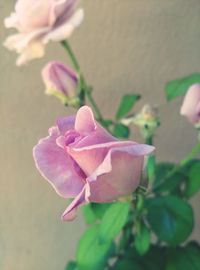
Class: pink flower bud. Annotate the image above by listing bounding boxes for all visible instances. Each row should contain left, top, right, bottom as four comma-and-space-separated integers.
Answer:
33, 106, 155, 221
180, 84, 200, 125
42, 61, 79, 105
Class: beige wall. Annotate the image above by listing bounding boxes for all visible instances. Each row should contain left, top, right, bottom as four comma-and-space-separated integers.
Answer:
1, 0, 200, 269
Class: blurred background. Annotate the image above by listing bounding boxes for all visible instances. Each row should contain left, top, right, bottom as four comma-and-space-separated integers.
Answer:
1, 0, 200, 269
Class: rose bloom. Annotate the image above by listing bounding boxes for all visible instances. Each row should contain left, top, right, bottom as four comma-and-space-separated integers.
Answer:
180, 84, 200, 125
33, 106, 155, 221
4, 0, 84, 66
42, 61, 79, 105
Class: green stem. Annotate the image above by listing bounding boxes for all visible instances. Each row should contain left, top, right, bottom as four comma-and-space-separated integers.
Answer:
85, 88, 104, 122
61, 40, 104, 122
181, 142, 200, 166
145, 136, 156, 184
61, 40, 80, 71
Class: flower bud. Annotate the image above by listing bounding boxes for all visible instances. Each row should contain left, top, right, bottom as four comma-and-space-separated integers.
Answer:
180, 84, 200, 127
122, 105, 160, 140
42, 61, 79, 106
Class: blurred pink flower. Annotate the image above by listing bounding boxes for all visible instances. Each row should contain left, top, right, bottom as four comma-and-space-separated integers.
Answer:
42, 61, 79, 105
4, 0, 84, 66
33, 106, 154, 221
180, 84, 200, 125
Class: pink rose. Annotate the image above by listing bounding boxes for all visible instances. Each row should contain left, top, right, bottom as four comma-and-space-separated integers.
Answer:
4, 0, 84, 66
33, 106, 155, 221
180, 84, 200, 125
42, 61, 78, 105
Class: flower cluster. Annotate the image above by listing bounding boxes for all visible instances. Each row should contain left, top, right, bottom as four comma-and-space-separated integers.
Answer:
4, 0, 199, 226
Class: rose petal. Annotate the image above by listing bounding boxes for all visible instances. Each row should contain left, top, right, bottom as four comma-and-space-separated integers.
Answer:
33, 127, 84, 198
180, 84, 200, 123
43, 8, 84, 44
57, 115, 75, 134
4, 12, 19, 29
69, 141, 154, 179
15, 0, 53, 32
87, 143, 155, 202
62, 182, 90, 221
16, 42, 45, 66
75, 106, 97, 134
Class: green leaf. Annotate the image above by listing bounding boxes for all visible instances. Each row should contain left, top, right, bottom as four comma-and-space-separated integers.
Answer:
112, 259, 141, 270
113, 123, 130, 138
83, 203, 113, 224
76, 224, 112, 270
91, 203, 113, 220
134, 223, 151, 255
116, 94, 141, 119
125, 245, 166, 270
153, 162, 175, 186
153, 162, 184, 194
82, 204, 96, 225
185, 162, 200, 198
100, 202, 130, 243
65, 261, 77, 270
165, 73, 200, 101
101, 119, 113, 128
146, 196, 194, 245
141, 245, 167, 270
166, 242, 200, 270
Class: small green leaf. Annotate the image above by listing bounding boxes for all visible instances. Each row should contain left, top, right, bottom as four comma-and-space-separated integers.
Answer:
165, 73, 200, 101
116, 94, 141, 119
113, 123, 130, 138
65, 261, 77, 270
134, 223, 151, 255
146, 196, 194, 245
76, 224, 112, 270
100, 202, 130, 243
185, 162, 200, 198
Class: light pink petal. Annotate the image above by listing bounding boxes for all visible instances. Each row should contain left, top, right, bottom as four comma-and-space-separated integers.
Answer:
54, 0, 78, 22
4, 27, 49, 66
62, 182, 90, 221
88, 144, 155, 202
180, 84, 200, 123
57, 115, 75, 134
75, 106, 97, 134
16, 42, 45, 66
15, 0, 54, 32
69, 141, 154, 180
33, 128, 84, 198
68, 141, 132, 177
5, 27, 49, 52
195, 101, 200, 118
72, 107, 116, 147
42, 9, 84, 43
4, 12, 19, 29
